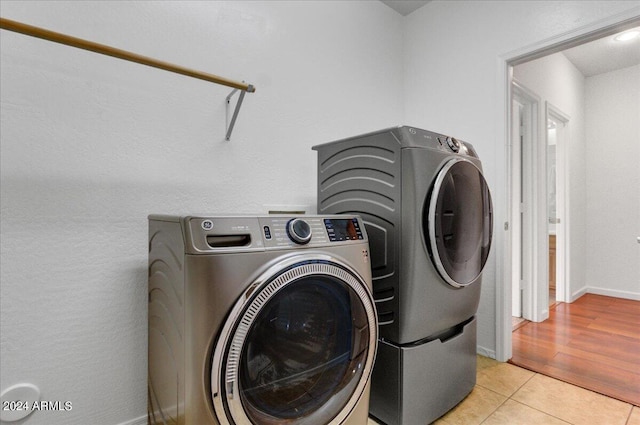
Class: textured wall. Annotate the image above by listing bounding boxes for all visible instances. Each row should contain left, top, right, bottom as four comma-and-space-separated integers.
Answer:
2, 1, 639, 423
0, 2, 403, 424
585, 64, 640, 297
403, 0, 640, 358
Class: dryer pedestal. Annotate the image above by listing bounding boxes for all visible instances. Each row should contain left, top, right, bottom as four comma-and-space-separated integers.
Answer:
369, 317, 477, 425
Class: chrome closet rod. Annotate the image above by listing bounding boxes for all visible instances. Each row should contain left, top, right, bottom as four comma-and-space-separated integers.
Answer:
0, 17, 256, 93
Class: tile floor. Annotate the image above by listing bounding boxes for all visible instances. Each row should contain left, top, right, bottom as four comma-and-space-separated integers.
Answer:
367, 356, 640, 425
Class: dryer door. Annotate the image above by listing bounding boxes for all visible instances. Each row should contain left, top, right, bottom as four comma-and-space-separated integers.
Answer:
212, 257, 377, 425
425, 158, 493, 288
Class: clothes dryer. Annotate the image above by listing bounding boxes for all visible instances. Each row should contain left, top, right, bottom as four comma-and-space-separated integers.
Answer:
148, 215, 377, 425
313, 126, 493, 424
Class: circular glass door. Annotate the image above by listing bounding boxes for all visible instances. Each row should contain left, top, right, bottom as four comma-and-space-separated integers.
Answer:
213, 259, 377, 425
424, 158, 493, 287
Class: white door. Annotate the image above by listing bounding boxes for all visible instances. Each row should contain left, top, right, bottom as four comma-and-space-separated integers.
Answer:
546, 104, 569, 305
510, 81, 538, 320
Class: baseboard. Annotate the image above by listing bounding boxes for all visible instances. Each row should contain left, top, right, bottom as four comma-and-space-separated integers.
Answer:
585, 287, 640, 301
571, 285, 640, 302
116, 414, 146, 425
539, 308, 549, 321
476, 345, 496, 359
571, 286, 588, 302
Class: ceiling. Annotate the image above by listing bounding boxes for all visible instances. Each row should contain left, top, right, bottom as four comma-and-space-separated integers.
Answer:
562, 26, 640, 77
380, 0, 430, 16
379, 2, 640, 78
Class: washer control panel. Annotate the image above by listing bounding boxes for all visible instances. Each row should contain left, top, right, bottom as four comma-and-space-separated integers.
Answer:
260, 216, 365, 249
286, 218, 313, 244
323, 217, 364, 242
181, 215, 367, 253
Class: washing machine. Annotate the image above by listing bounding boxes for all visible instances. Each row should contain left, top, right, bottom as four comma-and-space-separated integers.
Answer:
148, 214, 377, 425
313, 126, 493, 424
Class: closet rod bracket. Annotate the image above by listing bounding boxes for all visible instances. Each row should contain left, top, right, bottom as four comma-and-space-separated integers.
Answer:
0, 17, 257, 142
226, 84, 253, 141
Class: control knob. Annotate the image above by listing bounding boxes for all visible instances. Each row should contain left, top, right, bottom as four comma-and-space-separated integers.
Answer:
286, 219, 312, 244
446, 137, 461, 153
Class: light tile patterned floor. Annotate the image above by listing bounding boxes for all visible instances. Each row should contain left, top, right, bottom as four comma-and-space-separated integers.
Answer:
367, 355, 639, 425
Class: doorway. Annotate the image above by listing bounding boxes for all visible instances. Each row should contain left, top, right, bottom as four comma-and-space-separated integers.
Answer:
498, 13, 640, 362
509, 83, 569, 325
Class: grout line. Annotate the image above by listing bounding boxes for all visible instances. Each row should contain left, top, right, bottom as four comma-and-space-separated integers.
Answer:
624, 405, 636, 425
477, 373, 575, 425
477, 395, 510, 425
508, 399, 574, 424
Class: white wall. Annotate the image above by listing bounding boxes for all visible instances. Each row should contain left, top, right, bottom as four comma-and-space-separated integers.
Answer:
512, 58, 640, 303
513, 52, 587, 304
403, 0, 640, 358
0, 2, 403, 424
585, 64, 640, 298
3, 1, 640, 423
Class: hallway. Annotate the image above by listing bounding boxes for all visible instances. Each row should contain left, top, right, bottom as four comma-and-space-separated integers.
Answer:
510, 294, 640, 406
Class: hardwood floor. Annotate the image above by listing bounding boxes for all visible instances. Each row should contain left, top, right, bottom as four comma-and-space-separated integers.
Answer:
510, 293, 640, 407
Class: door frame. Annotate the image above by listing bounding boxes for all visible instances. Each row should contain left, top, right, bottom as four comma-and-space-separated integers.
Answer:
510, 80, 540, 321
495, 9, 640, 362
546, 103, 571, 306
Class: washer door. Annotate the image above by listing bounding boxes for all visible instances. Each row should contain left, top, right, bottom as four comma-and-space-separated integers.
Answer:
425, 158, 493, 288
212, 257, 377, 425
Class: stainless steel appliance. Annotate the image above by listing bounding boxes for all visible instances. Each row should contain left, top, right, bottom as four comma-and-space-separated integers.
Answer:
314, 126, 492, 424
148, 214, 377, 425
